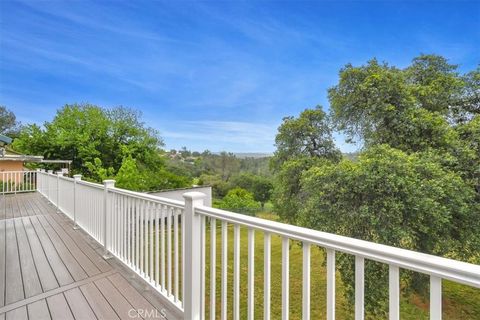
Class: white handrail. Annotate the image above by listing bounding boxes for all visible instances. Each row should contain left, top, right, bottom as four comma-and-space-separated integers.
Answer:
195, 205, 480, 288
109, 187, 185, 208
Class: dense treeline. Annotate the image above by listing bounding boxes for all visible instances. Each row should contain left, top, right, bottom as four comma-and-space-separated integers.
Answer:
8, 105, 273, 204
272, 54, 479, 315
165, 149, 273, 213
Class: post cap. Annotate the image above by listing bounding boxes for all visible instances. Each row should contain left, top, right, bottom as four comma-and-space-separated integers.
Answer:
183, 191, 206, 201
73, 174, 82, 180
47, 170, 53, 174
103, 179, 116, 187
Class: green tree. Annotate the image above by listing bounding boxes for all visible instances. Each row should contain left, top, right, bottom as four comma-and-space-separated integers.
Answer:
405, 54, 463, 114
0, 106, 21, 137
299, 145, 480, 315
198, 173, 231, 198
115, 155, 145, 190
328, 59, 413, 146
13, 104, 164, 175
455, 66, 480, 123
217, 187, 260, 215
328, 54, 476, 150
230, 173, 273, 209
12, 104, 191, 190
272, 106, 341, 171
271, 106, 341, 222
272, 55, 480, 315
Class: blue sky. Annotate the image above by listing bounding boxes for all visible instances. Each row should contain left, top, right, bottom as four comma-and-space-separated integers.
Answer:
1, 0, 479, 153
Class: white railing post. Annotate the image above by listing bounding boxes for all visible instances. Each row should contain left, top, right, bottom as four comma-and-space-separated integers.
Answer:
35, 169, 40, 192
430, 276, 442, 320
103, 179, 116, 259
73, 174, 82, 230
39, 169, 45, 194
183, 192, 206, 320
56, 172, 63, 211
47, 170, 53, 201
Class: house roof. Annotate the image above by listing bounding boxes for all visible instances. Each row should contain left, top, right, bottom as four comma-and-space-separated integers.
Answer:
0, 134, 12, 145
0, 154, 44, 162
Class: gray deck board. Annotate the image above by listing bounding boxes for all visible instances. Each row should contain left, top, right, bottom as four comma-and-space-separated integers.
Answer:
47, 293, 74, 320
94, 277, 134, 320
108, 273, 160, 319
42, 214, 102, 277
15, 218, 43, 298
29, 216, 74, 286
0, 192, 178, 320
36, 214, 88, 282
5, 219, 24, 304
21, 216, 59, 292
80, 282, 120, 320
63, 288, 97, 320
6, 306, 27, 320
27, 299, 51, 320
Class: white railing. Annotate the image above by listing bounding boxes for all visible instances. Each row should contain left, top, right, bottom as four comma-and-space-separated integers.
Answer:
36, 170, 186, 312
0, 170, 37, 193
14, 170, 480, 319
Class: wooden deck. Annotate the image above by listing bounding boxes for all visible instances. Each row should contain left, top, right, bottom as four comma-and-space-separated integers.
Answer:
0, 192, 181, 320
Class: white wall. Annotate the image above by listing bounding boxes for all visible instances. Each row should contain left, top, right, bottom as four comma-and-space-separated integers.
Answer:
149, 186, 212, 207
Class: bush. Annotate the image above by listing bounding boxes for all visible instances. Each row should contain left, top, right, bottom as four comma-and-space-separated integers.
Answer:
217, 187, 260, 215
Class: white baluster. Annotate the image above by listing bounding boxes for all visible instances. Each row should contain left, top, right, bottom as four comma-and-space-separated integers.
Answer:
389, 265, 400, 320
221, 221, 228, 320
233, 224, 240, 320
430, 276, 442, 320
303, 242, 310, 320
248, 228, 255, 320
264, 232, 271, 320
282, 237, 289, 320
210, 218, 216, 320
327, 249, 336, 320
355, 256, 365, 320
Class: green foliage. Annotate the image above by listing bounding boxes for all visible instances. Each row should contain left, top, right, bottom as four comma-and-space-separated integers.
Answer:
272, 106, 341, 171
12, 104, 191, 191
198, 173, 232, 198
273, 54, 480, 315
298, 146, 479, 315
230, 173, 273, 208
0, 106, 21, 137
114, 155, 144, 190
271, 105, 341, 222
329, 54, 478, 149
217, 187, 260, 214
84, 158, 115, 182
405, 54, 463, 114
328, 59, 414, 145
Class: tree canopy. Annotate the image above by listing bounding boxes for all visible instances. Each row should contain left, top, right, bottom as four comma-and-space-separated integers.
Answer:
13, 104, 190, 191
0, 106, 21, 137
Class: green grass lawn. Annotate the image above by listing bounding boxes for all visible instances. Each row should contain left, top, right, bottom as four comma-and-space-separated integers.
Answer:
201, 212, 480, 319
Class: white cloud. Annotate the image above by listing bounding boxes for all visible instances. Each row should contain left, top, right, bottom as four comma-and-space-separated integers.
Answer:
160, 120, 279, 152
